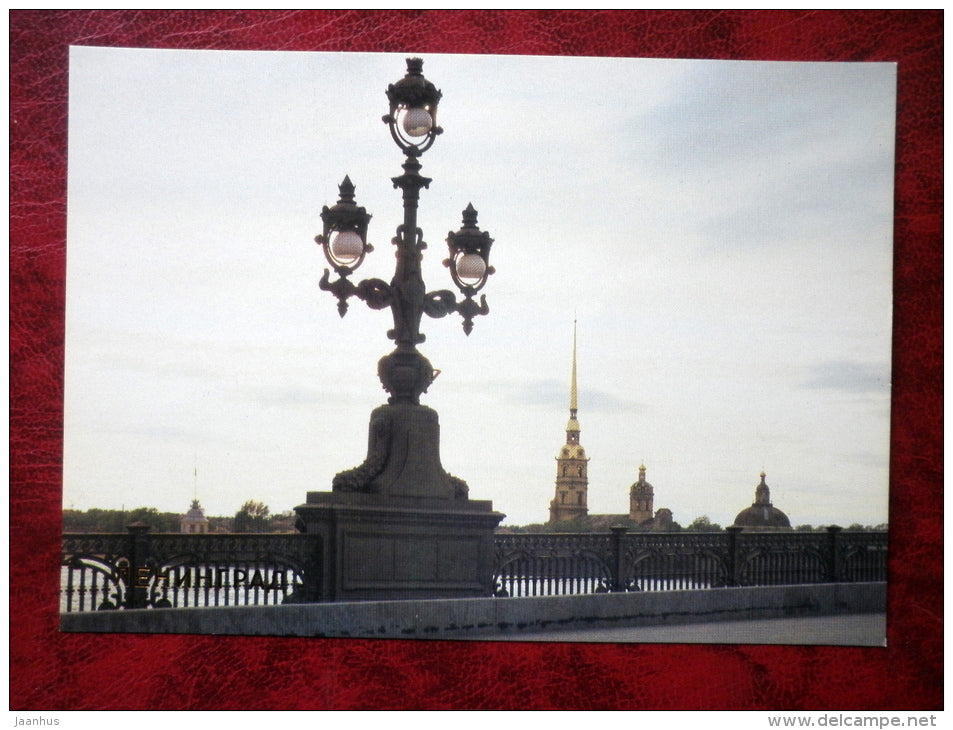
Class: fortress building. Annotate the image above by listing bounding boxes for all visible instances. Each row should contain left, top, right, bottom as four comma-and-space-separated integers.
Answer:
549, 322, 589, 523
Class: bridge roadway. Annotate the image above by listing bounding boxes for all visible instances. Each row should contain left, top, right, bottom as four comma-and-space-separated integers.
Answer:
484, 613, 887, 645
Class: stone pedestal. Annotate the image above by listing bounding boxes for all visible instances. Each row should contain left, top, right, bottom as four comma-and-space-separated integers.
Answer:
295, 492, 503, 601
295, 402, 504, 601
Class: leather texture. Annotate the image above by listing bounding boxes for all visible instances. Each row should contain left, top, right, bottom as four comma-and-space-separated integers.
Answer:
10, 10, 942, 710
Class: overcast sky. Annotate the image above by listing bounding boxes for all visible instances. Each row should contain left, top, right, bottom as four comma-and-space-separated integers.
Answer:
63, 48, 895, 528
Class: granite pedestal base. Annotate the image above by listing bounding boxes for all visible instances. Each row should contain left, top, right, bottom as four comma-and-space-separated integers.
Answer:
295, 491, 504, 601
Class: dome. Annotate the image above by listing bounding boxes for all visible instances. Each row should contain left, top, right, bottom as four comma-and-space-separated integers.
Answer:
630, 464, 653, 494
733, 472, 791, 530
733, 504, 791, 529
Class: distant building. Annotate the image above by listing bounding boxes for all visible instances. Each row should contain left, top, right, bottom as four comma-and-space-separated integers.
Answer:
547, 324, 674, 531
629, 464, 654, 523
732, 472, 792, 530
549, 322, 589, 523
542, 328, 797, 533
651, 507, 675, 530
180, 499, 209, 534
621, 465, 674, 530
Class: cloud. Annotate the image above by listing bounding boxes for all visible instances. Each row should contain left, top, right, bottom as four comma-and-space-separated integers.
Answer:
613, 60, 896, 256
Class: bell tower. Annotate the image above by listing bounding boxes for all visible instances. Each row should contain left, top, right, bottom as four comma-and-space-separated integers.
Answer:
549, 322, 589, 523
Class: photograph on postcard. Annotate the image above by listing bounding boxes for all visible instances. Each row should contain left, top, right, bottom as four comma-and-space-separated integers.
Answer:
60, 48, 893, 644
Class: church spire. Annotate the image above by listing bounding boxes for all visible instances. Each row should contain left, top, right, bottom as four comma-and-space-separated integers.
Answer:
566, 319, 580, 437
570, 319, 578, 417
550, 320, 589, 524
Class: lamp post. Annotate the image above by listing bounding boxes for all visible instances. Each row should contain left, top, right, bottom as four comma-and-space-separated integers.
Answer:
296, 58, 504, 601
316, 57, 494, 408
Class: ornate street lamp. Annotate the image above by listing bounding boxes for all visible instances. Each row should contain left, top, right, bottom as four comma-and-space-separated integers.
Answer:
317, 57, 495, 407
444, 202, 495, 335
383, 56, 443, 155
297, 58, 504, 600
315, 176, 372, 298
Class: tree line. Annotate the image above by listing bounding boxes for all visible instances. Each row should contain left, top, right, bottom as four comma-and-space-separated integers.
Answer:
62, 501, 296, 533
62, 506, 887, 534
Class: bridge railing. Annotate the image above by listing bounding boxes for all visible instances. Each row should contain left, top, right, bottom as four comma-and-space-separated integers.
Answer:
61, 524, 321, 613
492, 527, 887, 597
61, 525, 886, 611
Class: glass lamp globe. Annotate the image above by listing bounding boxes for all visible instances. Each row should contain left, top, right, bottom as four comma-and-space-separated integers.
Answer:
402, 107, 433, 138
330, 230, 364, 264
456, 252, 486, 285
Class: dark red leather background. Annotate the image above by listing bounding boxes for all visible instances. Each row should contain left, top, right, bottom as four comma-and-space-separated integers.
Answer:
10, 11, 942, 710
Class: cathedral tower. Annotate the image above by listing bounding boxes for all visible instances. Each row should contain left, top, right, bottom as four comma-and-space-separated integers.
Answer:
549, 322, 589, 523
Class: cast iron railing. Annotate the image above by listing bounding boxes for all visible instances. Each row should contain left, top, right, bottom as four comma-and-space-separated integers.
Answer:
61, 525, 321, 613
491, 526, 887, 597
61, 525, 886, 611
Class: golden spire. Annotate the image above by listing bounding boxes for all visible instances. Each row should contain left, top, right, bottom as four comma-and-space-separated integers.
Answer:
566, 320, 580, 436
570, 319, 578, 417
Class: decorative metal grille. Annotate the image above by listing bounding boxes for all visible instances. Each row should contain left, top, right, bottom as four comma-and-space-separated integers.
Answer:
62, 526, 886, 610
491, 528, 887, 597
493, 532, 614, 596
61, 529, 321, 613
